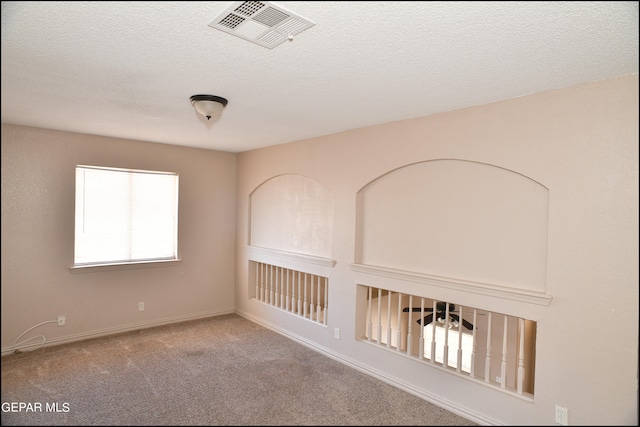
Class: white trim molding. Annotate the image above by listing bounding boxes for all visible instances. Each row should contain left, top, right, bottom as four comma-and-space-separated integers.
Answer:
2, 309, 233, 357
247, 246, 336, 277
350, 263, 553, 309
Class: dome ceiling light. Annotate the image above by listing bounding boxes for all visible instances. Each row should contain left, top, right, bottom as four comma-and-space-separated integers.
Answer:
190, 94, 229, 120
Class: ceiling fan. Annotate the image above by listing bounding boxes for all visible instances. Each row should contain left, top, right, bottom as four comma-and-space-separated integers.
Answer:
402, 302, 474, 330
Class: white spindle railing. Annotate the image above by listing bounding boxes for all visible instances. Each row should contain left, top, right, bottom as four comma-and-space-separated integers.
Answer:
418, 297, 425, 359
274, 267, 280, 308
361, 285, 535, 398
303, 274, 308, 319
396, 294, 403, 352
406, 295, 413, 356
285, 269, 290, 311
316, 277, 322, 322
387, 291, 393, 349
269, 265, 274, 305
443, 302, 450, 367
377, 288, 383, 344
456, 305, 464, 373
517, 318, 525, 394
430, 299, 437, 364
309, 275, 315, 321
323, 279, 328, 323
252, 261, 328, 326
470, 309, 477, 377
297, 271, 302, 315
367, 287, 373, 341
501, 315, 508, 389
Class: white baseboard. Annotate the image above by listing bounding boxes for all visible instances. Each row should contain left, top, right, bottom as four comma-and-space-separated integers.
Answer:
1, 309, 234, 357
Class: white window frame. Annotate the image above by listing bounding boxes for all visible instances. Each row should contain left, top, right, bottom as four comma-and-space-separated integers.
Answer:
73, 165, 179, 269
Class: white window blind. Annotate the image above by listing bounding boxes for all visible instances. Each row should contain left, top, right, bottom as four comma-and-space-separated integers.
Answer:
74, 165, 179, 267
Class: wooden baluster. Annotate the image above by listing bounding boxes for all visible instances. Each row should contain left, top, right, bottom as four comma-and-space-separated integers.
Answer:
443, 302, 450, 367
278, 267, 283, 308
430, 300, 437, 363
501, 315, 508, 389
386, 291, 393, 348
309, 275, 315, 321
470, 309, 477, 376
259, 263, 264, 302
288, 270, 294, 312
275, 267, 280, 308
279, 268, 283, 308
279, 268, 283, 310
297, 271, 302, 315
457, 305, 464, 372
269, 265, 274, 305
263, 264, 268, 303
284, 269, 290, 312
255, 262, 259, 300
367, 286, 373, 341
517, 318, 525, 394
396, 293, 403, 352
265, 264, 269, 304
282, 270, 287, 311
273, 265, 277, 306
280, 268, 284, 308
485, 312, 492, 382
265, 264, 269, 303
323, 278, 328, 324
406, 295, 413, 355
303, 273, 308, 319
316, 275, 322, 323
292, 271, 298, 313
418, 298, 425, 359
377, 288, 382, 344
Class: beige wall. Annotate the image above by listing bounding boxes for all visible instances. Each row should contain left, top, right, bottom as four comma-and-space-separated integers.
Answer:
235, 75, 638, 425
1, 74, 637, 425
1, 126, 237, 350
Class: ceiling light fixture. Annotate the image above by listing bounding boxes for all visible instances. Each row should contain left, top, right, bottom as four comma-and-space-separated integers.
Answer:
190, 94, 229, 120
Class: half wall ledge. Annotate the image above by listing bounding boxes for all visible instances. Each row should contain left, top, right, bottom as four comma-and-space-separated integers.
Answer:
350, 263, 553, 313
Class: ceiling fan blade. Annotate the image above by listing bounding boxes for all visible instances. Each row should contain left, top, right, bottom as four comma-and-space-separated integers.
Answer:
403, 307, 434, 313
417, 313, 434, 325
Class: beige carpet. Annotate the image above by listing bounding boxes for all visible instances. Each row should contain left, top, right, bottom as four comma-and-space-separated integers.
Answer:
1, 313, 478, 426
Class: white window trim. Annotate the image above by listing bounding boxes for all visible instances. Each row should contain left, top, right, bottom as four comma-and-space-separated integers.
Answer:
73, 165, 179, 269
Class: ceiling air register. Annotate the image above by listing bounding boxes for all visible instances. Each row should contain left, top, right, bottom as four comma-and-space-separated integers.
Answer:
209, 1, 315, 49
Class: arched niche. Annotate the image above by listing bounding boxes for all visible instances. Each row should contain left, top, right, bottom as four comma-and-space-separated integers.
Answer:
355, 159, 549, 293
250, 174, 334, 258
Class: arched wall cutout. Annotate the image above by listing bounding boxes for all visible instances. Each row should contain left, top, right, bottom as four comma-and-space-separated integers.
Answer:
249, 174, 335, 258
355, 159, 549, 293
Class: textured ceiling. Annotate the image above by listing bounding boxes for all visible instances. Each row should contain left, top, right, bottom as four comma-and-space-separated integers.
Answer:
1, 1, 638, 153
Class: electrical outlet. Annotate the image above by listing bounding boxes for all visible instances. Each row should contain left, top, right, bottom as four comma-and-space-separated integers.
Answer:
138, 302, 144, 311
334, 328, 340, 339
555, 405, 568, 426
57, 315, 65, 326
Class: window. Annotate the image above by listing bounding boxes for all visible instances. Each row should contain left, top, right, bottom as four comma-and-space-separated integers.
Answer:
74, 165, 179, 267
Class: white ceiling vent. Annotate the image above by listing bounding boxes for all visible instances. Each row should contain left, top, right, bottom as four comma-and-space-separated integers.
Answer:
209, 1, 315, 49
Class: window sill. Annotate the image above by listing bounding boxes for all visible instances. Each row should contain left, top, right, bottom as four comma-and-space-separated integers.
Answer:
70, 259, 182, 273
